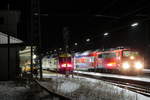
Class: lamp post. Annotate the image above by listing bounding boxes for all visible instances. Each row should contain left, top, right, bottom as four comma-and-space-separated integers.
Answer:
31, 0, 49, 79
102, 32, 110, 50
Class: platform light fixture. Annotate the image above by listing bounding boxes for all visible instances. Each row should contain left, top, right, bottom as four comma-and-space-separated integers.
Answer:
74, 43, 78, 46
54, 49, 57, 52
59, 48, 62, 50
86, 38, 90, 42
131, 22, 139, 27
33, 54, 37, 59
104, 32, 109, 36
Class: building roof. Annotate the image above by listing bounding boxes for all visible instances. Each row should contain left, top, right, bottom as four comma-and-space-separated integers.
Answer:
0, 32, 23, 44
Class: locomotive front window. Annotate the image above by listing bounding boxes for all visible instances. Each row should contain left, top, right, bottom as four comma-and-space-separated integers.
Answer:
123, 51, 139, 57
98, 54, 103, 58
59, 57, 71, 63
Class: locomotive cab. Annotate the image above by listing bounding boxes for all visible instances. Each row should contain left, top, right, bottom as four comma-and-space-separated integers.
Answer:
120, 50, 144, 73
97, 48, 144, 74
58, 53, 74, 73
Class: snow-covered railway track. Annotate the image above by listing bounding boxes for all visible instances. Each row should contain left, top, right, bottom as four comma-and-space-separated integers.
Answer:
45, 70, 150, 97
74, 72, 150, 97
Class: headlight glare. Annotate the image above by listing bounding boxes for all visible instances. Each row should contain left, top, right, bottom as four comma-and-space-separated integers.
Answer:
122, 62, 130, 69
135, 62, 143, 69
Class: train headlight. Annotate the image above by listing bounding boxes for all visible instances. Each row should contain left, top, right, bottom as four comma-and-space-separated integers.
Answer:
135, 62, 143, 69
67, 64, 72, 67
107, 62, 116, 66
61, 64, 67, 67
61, 63, 72, 67
122, 62, 130, 69
130, 56, 134, 60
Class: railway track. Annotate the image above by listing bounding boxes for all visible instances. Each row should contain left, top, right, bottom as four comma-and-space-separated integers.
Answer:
74, 72, 150, 97
46, 70, 150, 97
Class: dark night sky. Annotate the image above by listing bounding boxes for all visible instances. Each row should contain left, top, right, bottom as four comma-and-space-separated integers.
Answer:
1, 0, 150, 52
39, 0, 150, 51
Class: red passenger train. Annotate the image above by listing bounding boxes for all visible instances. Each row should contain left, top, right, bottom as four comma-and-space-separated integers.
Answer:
74, 48, 144, 74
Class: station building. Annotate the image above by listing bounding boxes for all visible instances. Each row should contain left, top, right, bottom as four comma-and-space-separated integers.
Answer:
0, 10, 23, 80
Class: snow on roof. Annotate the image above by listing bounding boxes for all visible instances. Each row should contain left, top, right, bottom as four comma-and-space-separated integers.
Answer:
59, 53, 71, 57
0, 32, 23, 44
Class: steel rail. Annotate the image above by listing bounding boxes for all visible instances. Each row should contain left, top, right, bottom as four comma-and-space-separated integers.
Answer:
74, 72, 150, 97
46, 70, 150, 97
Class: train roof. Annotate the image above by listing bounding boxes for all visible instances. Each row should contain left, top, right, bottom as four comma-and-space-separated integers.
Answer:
59, 53, 71, 57
74, 47, 137, 57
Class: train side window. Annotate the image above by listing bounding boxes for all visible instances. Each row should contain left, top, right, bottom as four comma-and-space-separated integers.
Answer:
118, 53, 120, 57
98, 54, 103, 58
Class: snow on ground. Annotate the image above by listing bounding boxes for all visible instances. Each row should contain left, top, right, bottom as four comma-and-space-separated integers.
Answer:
41, 73, 150, 100
75, 71, 150, 82
0, 81, 30, 100
143, 69, 150, 73
58, 81, 80, 93
0, 81, 59, 100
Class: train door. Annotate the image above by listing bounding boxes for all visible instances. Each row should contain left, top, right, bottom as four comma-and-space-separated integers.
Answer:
116, 51, 122, 69
97, 54, 104, 68
101, 52, 117, 69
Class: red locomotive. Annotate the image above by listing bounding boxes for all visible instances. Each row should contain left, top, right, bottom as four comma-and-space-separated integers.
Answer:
97, 48, 144, 73
58, 53, 74, 74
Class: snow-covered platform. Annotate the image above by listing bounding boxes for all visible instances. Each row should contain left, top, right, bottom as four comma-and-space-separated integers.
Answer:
41, 73, 150, 100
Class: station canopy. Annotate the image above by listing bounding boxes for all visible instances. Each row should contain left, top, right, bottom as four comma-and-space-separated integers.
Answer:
0, 32, 23, 44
